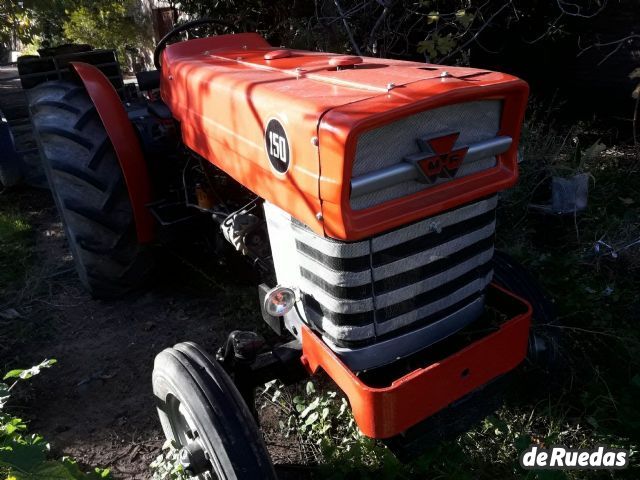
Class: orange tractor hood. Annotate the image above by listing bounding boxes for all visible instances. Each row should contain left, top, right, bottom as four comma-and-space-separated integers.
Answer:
161, 33, 528, 240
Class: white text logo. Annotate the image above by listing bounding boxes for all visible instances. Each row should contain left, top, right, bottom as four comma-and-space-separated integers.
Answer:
520, 446, 629, 470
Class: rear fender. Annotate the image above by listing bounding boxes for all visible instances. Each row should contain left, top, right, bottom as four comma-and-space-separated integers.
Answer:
70, 61, 155, 243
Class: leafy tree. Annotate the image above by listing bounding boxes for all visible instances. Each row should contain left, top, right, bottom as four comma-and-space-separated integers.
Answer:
0, 1, 37, 52
63, 0, 152, 68
1, 0, 75, 53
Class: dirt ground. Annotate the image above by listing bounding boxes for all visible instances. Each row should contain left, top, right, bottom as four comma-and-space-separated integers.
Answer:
1, 188, 308, 479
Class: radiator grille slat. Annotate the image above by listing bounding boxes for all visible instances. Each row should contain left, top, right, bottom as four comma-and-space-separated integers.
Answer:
291, 197, 497, 345
305, 264, 492, 324
300, 235, 494, 301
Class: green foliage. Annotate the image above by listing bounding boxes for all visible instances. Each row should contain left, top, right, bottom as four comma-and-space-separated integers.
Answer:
494, 108, 640, 476
0, 360, 110, 479
62, 0, 149, 68
149, 440, 189, 480
174, 0, 608, 65
3, 359, 57, 382
0, 1, 36, 50
417, 7, 476, 62
0, 209, 33, 291
1, 0, 74, 50
264, 380, 400, 477
417, 33, 456, 58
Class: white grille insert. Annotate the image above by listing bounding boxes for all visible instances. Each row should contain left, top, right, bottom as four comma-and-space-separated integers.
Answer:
350, 100, 502, 209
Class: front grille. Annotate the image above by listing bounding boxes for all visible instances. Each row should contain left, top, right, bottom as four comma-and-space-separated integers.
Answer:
350, 100, 502, 210
264, 196, 497, 362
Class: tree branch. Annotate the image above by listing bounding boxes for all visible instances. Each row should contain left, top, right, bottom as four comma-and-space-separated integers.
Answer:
333, 0, 362, 56
556, 0, 608, 18
437, 0, 512, 64
577, 34, 640, 66
366, 2, 392, 55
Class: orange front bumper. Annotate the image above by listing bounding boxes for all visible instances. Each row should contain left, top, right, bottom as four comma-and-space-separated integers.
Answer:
300, 283, 532, 439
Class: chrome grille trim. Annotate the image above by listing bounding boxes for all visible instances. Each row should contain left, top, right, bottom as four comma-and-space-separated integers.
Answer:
372, 195, 497, 250
351, 136, 511, 199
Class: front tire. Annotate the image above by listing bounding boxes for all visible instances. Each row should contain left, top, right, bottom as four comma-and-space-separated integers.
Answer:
153, 342, 277, 479
492, 250, 562, 370
29, 81, 153, 298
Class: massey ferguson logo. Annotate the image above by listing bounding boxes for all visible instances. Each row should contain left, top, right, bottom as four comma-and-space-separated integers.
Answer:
404, 132, 469, 183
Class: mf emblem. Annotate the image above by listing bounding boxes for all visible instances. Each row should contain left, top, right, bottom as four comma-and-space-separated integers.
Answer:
404, 132, 469, 183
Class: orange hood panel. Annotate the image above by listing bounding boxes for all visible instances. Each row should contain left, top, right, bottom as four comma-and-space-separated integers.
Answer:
160, 33, 528, 239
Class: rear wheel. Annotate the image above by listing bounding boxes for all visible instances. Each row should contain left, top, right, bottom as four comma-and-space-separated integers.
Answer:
29, 80, 153, 298
153, 342, 277, 479
0, 109, 22, 187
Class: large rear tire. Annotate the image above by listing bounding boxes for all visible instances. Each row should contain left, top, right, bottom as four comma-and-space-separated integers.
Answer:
153, 342, 277, 480
0, 109, 22, 187
29, 80, 153, 298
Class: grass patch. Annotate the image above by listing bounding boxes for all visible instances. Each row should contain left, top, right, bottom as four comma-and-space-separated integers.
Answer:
0, 204, 34, 295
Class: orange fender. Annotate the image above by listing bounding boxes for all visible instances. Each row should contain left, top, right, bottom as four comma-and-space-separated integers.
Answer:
71, 62, 155, 243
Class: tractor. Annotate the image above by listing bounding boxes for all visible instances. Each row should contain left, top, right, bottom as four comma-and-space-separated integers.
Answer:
23, 19, 557, 478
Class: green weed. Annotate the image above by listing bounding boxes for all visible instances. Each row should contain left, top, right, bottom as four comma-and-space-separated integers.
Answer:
149, 441, 189, 480
0, 209, 33, 291
0, 360, 111, 479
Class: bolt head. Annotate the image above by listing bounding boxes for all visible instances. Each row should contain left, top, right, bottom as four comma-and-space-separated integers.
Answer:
316, 212, 323, 221
440, 71, 450, 78
311, 136, 319, 146
386, 82, 395, 91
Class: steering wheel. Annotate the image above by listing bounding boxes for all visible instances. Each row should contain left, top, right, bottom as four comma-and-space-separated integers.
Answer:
154, 18, 237, 70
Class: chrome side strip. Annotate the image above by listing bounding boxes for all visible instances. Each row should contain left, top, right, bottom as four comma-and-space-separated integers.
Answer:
350, 135, 512, 199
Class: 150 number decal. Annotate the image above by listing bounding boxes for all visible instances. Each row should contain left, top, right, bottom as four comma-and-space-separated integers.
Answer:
269, 131, 287, 164
265, 119, 290, 174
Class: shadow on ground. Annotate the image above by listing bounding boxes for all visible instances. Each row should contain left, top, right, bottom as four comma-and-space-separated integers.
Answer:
0, 188, 310, 479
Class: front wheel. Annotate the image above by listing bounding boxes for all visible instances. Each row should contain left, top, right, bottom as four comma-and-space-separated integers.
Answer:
492, 250, 562, 370
153, 342, 276, 479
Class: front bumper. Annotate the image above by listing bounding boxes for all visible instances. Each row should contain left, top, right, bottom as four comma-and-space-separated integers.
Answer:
300, 283, 531, 438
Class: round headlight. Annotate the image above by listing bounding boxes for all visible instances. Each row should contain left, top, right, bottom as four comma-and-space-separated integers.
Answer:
264, 286, 296, 316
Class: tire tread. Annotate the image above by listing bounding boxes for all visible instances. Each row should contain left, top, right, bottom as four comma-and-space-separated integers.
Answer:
29, 80, 153, 298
